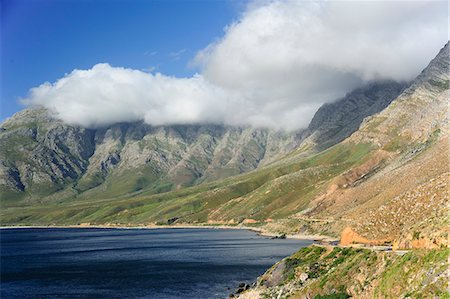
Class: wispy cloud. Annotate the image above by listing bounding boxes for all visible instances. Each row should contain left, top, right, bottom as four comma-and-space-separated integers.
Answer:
141, 65, 159, 73
143, 50, 157, 56
168, 48, 186, 61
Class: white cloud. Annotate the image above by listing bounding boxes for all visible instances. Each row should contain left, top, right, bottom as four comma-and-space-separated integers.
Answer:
23, 64, 232, 128
194, 0, 447, 94
24, 0, 448, 130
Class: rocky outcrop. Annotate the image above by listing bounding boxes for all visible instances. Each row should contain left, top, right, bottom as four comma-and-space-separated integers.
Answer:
351, 42, 449, 146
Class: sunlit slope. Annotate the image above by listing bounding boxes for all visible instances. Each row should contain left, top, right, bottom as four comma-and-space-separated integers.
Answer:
246, 246, 449, 298
0, 140, 372, 225
264, 42, 449, 245
305, 42, 449, 243
0, 116, 300, 202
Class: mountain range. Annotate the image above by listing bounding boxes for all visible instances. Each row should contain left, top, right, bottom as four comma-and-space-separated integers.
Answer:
0, 80, 405, 202
1, 41, 448, 298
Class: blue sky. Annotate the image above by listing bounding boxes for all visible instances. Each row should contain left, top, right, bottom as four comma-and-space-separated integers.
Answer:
2, 0, 447, 130
1, 0, 242, 119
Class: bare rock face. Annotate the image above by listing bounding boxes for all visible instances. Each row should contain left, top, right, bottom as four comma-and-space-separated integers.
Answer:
0, 108, 95, 197
300, 80, 407, 150
0, 111, 301, 200
351, 42, 449, 146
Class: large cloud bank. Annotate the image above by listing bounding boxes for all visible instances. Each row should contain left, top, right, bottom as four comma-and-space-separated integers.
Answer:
24, 0, 448, 130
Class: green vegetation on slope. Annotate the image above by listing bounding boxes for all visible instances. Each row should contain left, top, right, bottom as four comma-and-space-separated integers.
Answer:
0, 142, 373, 226
255, 245, 449, 299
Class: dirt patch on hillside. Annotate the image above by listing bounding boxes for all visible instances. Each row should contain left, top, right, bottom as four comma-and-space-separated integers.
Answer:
340, 227, 389, 246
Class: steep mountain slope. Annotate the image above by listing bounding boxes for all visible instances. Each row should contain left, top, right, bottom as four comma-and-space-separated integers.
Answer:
300, 80, 407, 150
301, 41, 449, 246
0, 109, 96, 201
0, 113, 299, 202
0, 81, 404, 204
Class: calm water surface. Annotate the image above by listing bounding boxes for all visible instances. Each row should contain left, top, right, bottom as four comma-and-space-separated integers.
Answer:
1, 228, 312, 298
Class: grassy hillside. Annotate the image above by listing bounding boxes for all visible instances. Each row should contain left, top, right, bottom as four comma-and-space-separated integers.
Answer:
243, 245, 449, 298
0, 141, 373, 226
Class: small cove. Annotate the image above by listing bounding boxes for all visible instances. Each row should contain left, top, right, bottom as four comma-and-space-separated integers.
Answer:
1, 227, 313, 298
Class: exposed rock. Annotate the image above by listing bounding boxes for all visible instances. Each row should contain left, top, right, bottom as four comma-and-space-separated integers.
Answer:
262, 260, 286, 287
0, 115, 301, 200
300, 80, 407, 150
167, 217, 179, 224
298, 272, 308, 283
272, 233, 287, 239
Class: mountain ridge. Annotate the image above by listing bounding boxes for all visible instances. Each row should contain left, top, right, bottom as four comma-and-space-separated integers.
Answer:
0, 80, 404, 202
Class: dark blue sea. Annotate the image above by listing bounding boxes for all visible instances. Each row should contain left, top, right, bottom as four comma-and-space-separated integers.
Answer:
0, 228, 312, 298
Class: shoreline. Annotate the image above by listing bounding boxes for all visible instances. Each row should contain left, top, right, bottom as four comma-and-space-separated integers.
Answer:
0, 224, 338, 242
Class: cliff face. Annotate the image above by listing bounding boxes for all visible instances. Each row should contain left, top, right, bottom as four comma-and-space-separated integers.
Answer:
0, 108, 96, 199
0, 112, 300, 200
0, 80, 404, 202
301, 80, 407, 150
